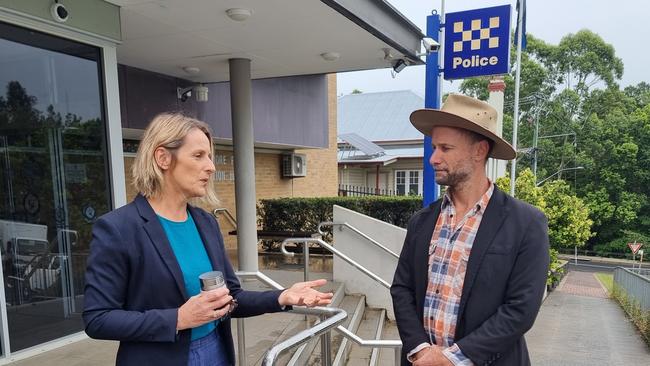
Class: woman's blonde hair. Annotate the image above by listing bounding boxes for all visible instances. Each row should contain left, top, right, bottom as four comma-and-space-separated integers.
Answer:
132, 113, 219, 207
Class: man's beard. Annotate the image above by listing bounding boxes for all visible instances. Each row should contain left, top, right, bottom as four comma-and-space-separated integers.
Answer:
435, 167, 471, 188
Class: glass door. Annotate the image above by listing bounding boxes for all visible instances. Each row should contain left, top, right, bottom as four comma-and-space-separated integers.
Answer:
0, 21, 112, 352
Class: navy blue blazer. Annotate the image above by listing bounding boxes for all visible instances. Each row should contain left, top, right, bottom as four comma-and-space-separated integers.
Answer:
83, 195, 285, 366
391, 187, 549, 366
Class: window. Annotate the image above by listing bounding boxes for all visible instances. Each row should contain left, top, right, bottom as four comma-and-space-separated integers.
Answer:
395, 170, 422, 196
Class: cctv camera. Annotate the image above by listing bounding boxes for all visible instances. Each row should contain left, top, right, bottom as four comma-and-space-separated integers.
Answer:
422, 37, 440, 53
177, 85, 209, 103
51, 2, 69, 23
392, 59, 408, 73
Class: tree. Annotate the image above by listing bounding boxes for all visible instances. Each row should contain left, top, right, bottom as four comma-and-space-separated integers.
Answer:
462, 29, 650, 250
496, 169, 592, 249
540, 180, 593, 249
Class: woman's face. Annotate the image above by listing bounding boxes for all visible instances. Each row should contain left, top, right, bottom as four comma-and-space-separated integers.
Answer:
161, 128, 215, 200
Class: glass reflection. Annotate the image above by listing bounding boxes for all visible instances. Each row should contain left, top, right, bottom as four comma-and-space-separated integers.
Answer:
0, 21, 111, 352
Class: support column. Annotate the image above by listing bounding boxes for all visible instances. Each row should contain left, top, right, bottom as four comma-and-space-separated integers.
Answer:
229, 58, 258, 272
486, 77, 507, 181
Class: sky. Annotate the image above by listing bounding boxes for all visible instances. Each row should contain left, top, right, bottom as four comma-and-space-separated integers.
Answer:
337, 0, 647, 97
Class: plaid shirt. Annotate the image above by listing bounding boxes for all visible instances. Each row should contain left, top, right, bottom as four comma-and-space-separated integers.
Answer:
422, 184, 494, 365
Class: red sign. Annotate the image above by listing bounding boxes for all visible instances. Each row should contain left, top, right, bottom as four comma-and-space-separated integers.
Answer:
628, 242, 643, 254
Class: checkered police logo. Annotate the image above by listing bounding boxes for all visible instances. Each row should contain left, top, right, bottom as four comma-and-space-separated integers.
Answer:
443, 5, 511, 80
452, 17, 500, 53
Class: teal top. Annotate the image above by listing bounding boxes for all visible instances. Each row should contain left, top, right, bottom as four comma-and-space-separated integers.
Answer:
158, 212, 217, 341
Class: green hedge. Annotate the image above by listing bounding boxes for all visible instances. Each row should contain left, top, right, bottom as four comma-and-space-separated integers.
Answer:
257, 196, 423, 242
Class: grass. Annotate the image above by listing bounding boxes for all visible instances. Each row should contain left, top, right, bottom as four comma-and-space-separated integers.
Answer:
594, 273, 613, 294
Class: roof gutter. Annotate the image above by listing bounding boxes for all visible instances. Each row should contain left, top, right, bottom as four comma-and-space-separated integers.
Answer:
321, 0, 425, 65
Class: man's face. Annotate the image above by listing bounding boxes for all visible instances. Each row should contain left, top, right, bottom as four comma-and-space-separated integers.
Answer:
429, 126, 481, 187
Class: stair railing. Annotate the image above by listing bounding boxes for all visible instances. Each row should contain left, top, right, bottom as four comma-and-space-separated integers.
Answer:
280, 237, 402, 365
317, 221, 399, 259
234, 271, 347, 366
213, 208, 237, 229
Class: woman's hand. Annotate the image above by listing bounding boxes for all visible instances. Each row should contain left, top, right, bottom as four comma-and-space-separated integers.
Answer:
176, 287, 233, 331
278, 279, 334, 307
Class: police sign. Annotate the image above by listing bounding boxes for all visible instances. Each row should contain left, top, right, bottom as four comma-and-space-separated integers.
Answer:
444, 5, 511, 80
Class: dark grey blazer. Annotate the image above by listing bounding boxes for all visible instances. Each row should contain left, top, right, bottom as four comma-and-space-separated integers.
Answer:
391, 186, 549, 366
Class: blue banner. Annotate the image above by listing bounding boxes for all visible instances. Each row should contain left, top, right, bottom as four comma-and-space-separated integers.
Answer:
444, 5, 511, 80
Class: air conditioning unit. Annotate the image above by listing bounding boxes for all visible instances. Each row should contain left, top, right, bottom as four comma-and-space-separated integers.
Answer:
282, 153, 307, 177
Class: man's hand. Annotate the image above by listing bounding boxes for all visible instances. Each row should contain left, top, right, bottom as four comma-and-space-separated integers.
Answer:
278, 279, 334, 307
412, 346, 453, 366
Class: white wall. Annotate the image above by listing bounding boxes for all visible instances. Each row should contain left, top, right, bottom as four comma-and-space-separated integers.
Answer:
332, 205, 406, 320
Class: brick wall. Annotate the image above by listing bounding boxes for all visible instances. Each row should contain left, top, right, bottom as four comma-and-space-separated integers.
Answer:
121, 74, 338, 249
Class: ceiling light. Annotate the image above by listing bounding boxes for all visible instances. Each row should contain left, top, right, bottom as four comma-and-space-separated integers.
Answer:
226, 8, 252, 21
320, 52, 340, 61
182, 66, 200, 75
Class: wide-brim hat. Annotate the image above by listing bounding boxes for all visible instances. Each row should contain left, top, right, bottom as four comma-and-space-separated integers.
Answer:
410, 94, 516, 160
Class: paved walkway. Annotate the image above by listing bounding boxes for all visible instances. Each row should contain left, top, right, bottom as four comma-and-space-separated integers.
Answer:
5, 269, 650, 365
526, 271, 650, 365
2, 268, 332, 366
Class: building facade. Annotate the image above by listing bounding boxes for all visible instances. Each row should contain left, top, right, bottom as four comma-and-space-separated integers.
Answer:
0, 0, 424, 360
337, 90, 425, 196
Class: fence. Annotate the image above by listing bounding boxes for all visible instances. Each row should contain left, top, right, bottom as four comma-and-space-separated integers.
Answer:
557, 247, 650, 262
338, 184, 397, 197
614, 267, 650, 311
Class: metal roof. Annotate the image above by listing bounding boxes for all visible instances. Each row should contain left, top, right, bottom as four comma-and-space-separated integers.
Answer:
338, 132, 385, 157
338, 144, 421, 163
338, 90, 425, 142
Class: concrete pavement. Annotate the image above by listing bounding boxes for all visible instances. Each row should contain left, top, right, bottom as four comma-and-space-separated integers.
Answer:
526, 271, 650, 365
5, 267, 650, 365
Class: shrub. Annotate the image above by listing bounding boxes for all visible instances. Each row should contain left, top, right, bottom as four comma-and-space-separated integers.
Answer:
547, 248, 566, 291
256, 196, 423, 248
612, 284, 650, 344
496, 168, 593, 249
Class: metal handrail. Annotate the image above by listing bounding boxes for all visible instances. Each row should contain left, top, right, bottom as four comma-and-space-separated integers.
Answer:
213, 208, 237, 228
280, 238, 402, 364
262, 307, 347, 365
317, 221, 399, 259
234, 271, 348, 366
337, 327, 402, 366
281, 238, 390, 289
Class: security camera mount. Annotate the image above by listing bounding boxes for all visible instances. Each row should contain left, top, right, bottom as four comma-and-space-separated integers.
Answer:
177, 87, 193, 102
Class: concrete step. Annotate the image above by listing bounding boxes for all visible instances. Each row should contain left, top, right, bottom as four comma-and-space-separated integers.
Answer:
305, 293, 365, 366
281, 281, 347, 366
368, 309, 386, 366
344, 308, 383, 366
377, 318, 401, 366
230, 271, 340, 366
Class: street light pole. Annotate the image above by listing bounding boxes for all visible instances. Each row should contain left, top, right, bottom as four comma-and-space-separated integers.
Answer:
510, 0, 526, 197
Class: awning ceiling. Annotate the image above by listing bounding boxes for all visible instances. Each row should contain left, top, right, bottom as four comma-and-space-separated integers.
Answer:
106, 0, 425, 82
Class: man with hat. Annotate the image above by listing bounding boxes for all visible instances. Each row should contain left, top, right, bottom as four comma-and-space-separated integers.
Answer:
391, 94, 549, 365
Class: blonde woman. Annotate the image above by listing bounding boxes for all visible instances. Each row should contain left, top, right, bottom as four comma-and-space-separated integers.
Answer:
83, 113, 332, 366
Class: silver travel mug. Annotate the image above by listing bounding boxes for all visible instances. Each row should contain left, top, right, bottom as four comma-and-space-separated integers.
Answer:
199, 271, 226, 291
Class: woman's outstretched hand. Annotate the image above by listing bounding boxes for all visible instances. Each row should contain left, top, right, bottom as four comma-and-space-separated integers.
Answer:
278, 279, 334, 307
